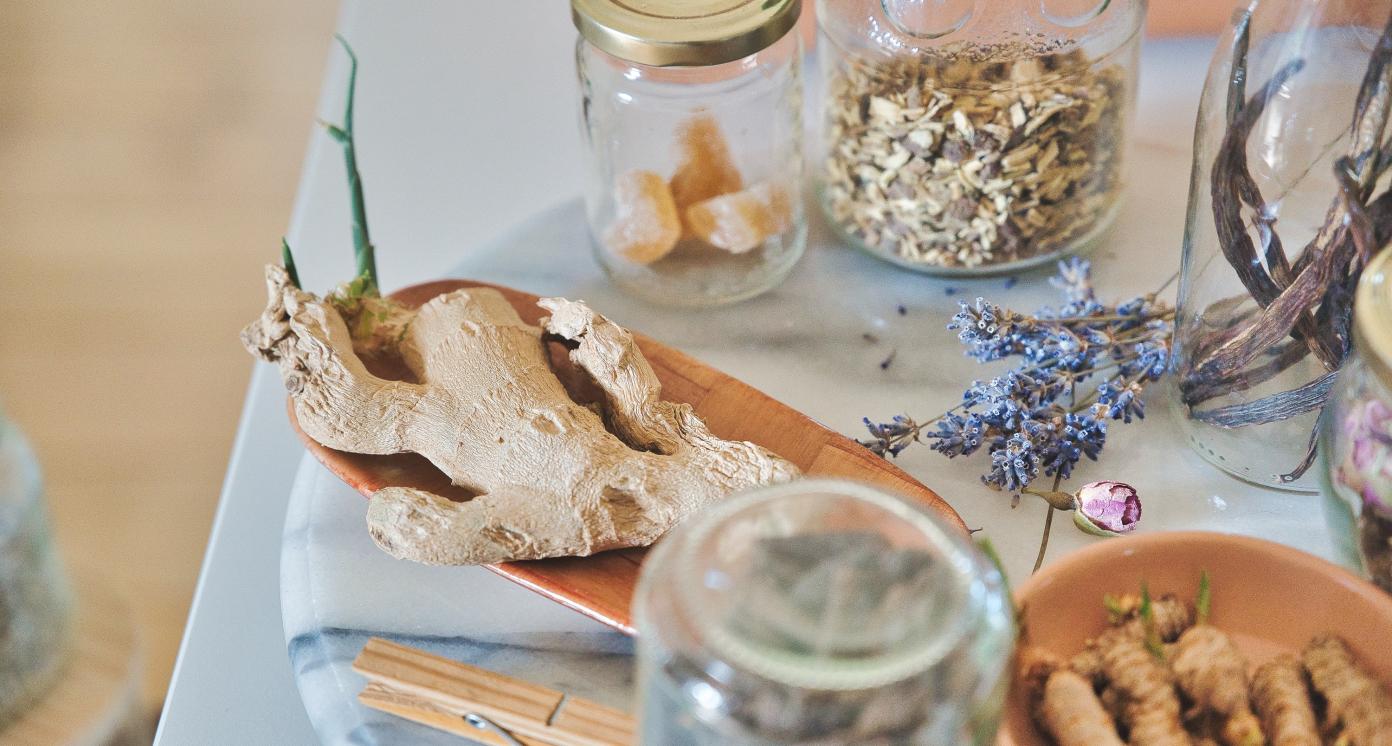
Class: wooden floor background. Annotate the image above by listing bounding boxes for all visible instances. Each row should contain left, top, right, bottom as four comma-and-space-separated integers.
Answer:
0, 0, 1228, 723
0, 0, 338, 714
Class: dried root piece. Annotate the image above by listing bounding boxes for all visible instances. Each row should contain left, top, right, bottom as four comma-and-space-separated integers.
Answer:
1170, 625, 1261, 746
684, 182, 793, 254
604, 170, 682, 264
668, 113, 742, 209
1100, 637, 1190, 746
1251, 655, 1320, 746
243, 265, 799, 565
1303, 635, 1392, 746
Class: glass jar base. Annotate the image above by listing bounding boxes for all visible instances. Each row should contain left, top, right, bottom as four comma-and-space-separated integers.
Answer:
595, 224, 807, 308
815, 189, 1118, 278
1171, 401, 1321, 493
1183, 432, 1319, 494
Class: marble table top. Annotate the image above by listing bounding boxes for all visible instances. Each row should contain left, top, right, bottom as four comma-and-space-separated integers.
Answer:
281, 152, 1339, 743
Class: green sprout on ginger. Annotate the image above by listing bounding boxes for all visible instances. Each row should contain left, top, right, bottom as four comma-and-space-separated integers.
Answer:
282, 34, 378, 296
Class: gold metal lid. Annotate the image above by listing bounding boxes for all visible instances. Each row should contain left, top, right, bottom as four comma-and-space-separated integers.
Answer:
1356, 246, 1392, 390
571, 0, 801, 67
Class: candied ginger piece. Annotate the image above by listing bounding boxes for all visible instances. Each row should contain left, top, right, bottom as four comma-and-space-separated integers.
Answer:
603, 170, 681, 264
684, 182, 793, 254
669, 114, 743, 209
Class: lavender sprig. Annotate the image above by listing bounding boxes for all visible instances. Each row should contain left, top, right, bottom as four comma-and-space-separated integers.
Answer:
861, 258, 1174, 495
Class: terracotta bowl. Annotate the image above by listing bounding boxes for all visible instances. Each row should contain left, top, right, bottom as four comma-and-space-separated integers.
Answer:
998, 531, 1392, 746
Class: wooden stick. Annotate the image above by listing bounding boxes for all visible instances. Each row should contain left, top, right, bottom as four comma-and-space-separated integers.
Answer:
352, 637, 635, 746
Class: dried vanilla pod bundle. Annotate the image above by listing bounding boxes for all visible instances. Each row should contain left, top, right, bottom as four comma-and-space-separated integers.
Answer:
822, 44, 1127, 270
1251, 655, 1321, 746
1302, 635, 1392, 745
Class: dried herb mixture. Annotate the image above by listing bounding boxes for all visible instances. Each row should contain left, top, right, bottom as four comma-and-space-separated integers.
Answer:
824, 44, 1127, 269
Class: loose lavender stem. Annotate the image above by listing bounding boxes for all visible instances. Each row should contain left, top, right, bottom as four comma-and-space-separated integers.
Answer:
1032, 473, 1064, 573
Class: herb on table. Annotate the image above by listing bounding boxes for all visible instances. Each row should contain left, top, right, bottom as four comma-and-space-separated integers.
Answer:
861, 258, 1173, 567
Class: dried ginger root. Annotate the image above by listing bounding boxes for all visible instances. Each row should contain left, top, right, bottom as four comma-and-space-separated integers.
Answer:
668, 113, 742, 209
1303, 635, 1392, 746
1170, 625, 1262, 746
1100, 636, 1191, 746
1251, 655, 1320, 746
1020, 647, 1124, 746
242, 265, 799, 565
685, 182, 793, 254
603, 170, 682, 264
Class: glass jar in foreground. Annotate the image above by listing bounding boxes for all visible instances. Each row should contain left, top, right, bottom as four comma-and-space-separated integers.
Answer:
0, 406, 74, 729
817, 0, 1144, 275
1321, 247, 1392, 594
634, 479, 1013, 745
573, 0, 806, 307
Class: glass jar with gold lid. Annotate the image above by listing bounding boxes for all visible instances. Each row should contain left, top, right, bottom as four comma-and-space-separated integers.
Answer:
1321, 247, 1392, 594
572, 0, 806, 307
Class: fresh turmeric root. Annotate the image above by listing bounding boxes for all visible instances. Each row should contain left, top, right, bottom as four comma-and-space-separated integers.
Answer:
1303, 635, 1392, 746
1100, 636, 1191, 746
1170, 625, 1262, 746
1251, 655, 1320, 746
1041, 669, 1125, 746
1020, 647, 1125, 746
1071, 595, 1192, 684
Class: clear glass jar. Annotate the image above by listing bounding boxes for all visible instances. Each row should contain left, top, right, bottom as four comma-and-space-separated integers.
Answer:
1173, 0, 1392, 491
0, 406, 74, 729
816, 0, 1143, 276
573, 0, 806, 307
1321, 247, 1392, 594
633, 479, 1013, 745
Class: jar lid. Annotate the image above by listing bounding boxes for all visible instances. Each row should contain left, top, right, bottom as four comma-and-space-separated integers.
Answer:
571, 0, 800, 67
1357, 246, 1392, 389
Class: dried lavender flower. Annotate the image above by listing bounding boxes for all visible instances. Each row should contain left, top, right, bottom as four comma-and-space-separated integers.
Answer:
860, 258, 1174, 495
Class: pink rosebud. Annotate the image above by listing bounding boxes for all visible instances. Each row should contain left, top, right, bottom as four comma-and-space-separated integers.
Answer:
1072, 481, 1141, 537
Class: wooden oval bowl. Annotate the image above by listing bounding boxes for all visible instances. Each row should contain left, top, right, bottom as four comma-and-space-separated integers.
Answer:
289, 279, 965, 635
999, 531, 1392, 745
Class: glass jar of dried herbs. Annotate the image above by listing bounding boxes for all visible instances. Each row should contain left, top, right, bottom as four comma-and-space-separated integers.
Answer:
816, 0, 1143, 275
1173, 1, 1392, 491
0, 405, 73, 728
572, 0, 807, 307
1321, 247, 1392, 593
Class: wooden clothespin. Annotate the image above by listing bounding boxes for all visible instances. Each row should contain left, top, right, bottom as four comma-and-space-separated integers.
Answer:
353, 637, 635, 746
